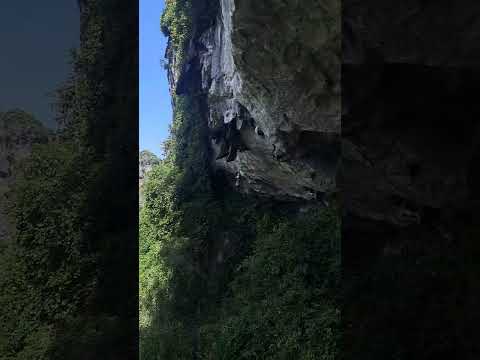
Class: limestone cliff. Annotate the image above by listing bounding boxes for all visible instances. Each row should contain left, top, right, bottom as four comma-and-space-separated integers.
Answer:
168, 0, 340, 201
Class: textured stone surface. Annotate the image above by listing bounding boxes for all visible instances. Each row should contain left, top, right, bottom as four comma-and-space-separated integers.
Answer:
172, 0, 341, 200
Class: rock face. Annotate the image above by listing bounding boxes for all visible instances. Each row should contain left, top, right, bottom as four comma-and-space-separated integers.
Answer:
169, 0, 480, 240
0, 110, 48, 241
168, 1, 480, 357
173, 0, 479, 205
171, 0, 340, 201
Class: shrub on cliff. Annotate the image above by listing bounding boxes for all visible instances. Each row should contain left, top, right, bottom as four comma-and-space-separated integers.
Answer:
161, 0, 192, 67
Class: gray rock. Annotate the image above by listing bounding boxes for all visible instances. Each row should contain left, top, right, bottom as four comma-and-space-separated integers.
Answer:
169, 0, 341, 201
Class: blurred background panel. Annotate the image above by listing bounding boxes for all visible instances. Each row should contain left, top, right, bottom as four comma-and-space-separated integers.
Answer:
0, 1, 79, 128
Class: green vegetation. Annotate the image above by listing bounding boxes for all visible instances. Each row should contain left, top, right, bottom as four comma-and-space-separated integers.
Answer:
161, 0, 193, 68
139, 107, 340, 358
139, 91, 215, 358
0, 141, 96, 359
200, 209, 340, 360
0, 1, 137, 358
139, 150, 160, 169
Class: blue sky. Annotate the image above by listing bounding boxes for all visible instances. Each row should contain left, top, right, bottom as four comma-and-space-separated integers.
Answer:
140, 0, 172, 156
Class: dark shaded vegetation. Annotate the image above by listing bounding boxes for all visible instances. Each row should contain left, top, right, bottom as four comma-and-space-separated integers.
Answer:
0, 1, 137, 358
139, 93, 340, 359
199, 209, 340, 360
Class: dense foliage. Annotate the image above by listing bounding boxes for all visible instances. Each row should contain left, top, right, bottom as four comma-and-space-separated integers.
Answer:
161, 0, 192, 67
0, 1, 137, 358
139, 91, 215, 358
199, 209, 340, 360
0, 141, 97, 359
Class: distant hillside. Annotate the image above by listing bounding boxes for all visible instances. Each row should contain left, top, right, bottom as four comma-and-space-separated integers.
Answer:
139, 150, 160, 205
139, 150, 160, 183
0, 110, 49, 241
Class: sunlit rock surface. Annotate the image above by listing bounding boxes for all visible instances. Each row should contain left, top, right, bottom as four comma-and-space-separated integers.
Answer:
170, 0, 341, 200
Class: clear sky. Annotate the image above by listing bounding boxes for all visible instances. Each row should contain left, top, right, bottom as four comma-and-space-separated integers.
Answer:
140, 0, 172, 157
0, 1, 79, 128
